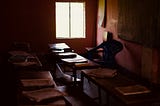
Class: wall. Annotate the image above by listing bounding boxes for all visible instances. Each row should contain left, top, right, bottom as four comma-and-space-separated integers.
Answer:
0, 0, 97, 54
97, 0, 160, 84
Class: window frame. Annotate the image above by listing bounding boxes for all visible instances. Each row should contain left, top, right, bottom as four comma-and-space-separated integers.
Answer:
55, 1, 86, 39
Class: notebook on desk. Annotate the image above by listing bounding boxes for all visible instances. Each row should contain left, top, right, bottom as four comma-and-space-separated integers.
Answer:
115, 84, 151, 95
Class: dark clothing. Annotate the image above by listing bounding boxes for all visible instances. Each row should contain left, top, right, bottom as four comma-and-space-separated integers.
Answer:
87, 40, 123, 69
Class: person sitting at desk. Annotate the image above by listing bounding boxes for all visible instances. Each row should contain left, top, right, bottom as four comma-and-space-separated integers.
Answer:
87, 32, 123, 69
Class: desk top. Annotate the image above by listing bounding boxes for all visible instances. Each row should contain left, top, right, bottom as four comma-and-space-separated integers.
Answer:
18, 71, 57, 88
49, 43, 70, 50
18, 71, 53, 79
61, 54, 88, 63
74, 60, 100, 69
61, 54, 100, 69
82, 69, 160, 105
10, 55, 42, 67
8, 51, 42, 67
49, 42, 100, 69
49, 43, 73, 53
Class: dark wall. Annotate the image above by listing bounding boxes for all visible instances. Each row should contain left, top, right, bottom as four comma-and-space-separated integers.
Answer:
0, 0, 97, 54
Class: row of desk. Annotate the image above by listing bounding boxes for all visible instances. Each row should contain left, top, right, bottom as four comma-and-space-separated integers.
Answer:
8, 48, 71, 106
48, 43, 100, 86
81, 70, 160, 106
49, 43, 160, 106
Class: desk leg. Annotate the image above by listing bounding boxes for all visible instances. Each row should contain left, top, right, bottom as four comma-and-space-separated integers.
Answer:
80, 72, 84, 91
106, 92, 110, 106
98, 86, 102, 105
56, 63, 64, 77
72, 66, 77, 86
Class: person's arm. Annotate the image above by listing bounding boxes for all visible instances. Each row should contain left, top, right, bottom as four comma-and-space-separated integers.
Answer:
88, 42, 104, 53
86, 42, 104, 60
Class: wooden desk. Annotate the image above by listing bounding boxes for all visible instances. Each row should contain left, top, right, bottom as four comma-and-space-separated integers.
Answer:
17, 71, 72, 106
18, 71, 54, 80
81, 69, 160, 106
8, 51, 42, 70
18, 71, 57, 89
12, 55, 42, 67
48, 43, 74, 64
48, 43, 100, 85
60, 54, 100, 86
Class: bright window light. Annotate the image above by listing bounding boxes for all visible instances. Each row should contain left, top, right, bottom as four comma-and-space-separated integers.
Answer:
56, 2, 85, 39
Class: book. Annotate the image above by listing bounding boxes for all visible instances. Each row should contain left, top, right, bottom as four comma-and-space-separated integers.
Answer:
86, 68, 117, 78
115, 84, 151, 95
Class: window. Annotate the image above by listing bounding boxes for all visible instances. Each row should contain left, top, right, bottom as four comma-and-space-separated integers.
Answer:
56, 2, 85, 39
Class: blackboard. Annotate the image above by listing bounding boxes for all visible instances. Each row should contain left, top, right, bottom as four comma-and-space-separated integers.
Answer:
118, 0, 160, 48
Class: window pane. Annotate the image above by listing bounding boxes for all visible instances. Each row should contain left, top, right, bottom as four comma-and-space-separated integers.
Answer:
56, 2, 69, 38
55, 2, 85, 39
71, 3, 85, 38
